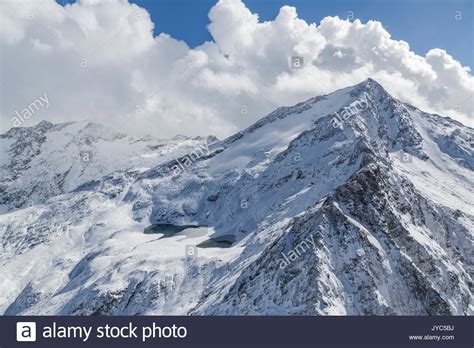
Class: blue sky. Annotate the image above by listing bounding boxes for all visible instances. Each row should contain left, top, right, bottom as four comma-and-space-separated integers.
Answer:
113, 0, 472, 68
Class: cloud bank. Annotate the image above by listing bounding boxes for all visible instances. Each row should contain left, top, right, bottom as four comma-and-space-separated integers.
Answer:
1, 0, 472, 138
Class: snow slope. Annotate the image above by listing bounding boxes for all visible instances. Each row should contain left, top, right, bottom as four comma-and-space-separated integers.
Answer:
0, 79, 472, 315
0, 120, 214, 212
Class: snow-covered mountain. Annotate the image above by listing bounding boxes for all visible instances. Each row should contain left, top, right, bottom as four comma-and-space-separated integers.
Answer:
0, 79, 472, 315
0, 120, 215, 212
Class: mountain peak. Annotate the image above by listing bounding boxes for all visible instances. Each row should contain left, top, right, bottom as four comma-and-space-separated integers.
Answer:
361, 77, 383, 87
350, 77, 387, 96
34, 120, 54, 130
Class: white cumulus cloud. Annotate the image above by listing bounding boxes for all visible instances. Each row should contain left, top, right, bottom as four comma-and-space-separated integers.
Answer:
1, 0, 472, 138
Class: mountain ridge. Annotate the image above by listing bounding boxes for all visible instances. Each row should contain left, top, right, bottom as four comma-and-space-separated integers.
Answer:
0, 120, 213, 212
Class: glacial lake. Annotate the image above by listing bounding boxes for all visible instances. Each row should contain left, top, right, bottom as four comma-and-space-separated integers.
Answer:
143, 224, 235, 248
197, 235, 235, 248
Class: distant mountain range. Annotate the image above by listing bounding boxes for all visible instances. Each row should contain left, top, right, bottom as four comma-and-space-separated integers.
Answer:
0, 79, 472, 315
